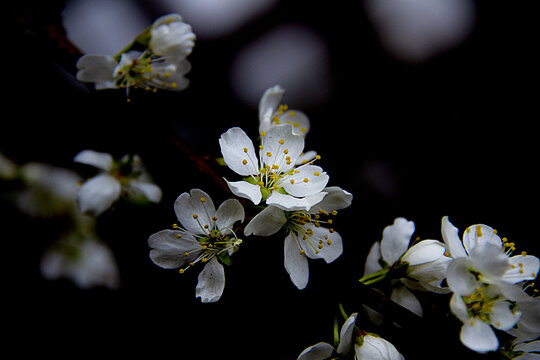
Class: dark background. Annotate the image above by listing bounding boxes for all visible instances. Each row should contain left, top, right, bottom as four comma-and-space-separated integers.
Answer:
5, 0, 538, 359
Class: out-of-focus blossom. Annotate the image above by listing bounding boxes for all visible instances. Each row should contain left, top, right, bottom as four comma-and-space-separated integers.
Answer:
159, 0, 278, 39
74, 150, 162, 216
364, 0, 475, 63
16, 162, 82, 217
245, 187, 352, 289
361, 217, 451, 317
507, 297, 540, 343
230, 23, 331, 110
510, 340, 540, 360
219, 124, 328, 211
75, 13, 195, 98
40, 215, 120, 290
148, 189, 245, 303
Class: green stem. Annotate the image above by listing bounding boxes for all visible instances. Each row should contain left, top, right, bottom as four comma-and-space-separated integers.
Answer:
358, 268, 388, 285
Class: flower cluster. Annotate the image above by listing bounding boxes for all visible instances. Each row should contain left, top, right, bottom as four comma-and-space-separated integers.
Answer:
76, 14, 195, 100
360, 216, 540, 357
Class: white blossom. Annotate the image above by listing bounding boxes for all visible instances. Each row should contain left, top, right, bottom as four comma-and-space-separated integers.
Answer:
297, 313, 404, 360
75, 13, 195, 98
219, 124, 328, 211
148, 189, 245, 303
245, 186, 352, 289
362, 217, 452, 316
74, 150, 162, 216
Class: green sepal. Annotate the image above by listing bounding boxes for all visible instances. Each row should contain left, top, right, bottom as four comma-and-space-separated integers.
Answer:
218, 251, 233, 266
113, 26, 153, 62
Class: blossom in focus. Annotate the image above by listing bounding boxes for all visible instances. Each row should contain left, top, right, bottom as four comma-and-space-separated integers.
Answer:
75, 13, 195, 98
219, 124, 328, 211
74, 150, 162, 216
297, 312, 404, 360
362, 217, 452, 316
148, 189, 245, 303
245, 186, 352, 289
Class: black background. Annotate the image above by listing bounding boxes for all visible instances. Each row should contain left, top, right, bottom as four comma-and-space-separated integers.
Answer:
5, 0, 539, 359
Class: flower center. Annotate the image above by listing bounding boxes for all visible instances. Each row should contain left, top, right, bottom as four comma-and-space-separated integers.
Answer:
463, 285, 500, 322
286, 208, 338, 255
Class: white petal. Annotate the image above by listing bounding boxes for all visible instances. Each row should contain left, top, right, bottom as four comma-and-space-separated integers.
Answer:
75, 54, 117, 87
391, 286, 423, 317
244, 205, 287, 236
225, 179, 262, 205
174, 189, 216, 234
295, 151, 318, 166
337, 313, 358, 354
196, 257, 225, 303
469, 244, 511, 280
504, 255, 540, 283
150, 20, 195, 57
441, 216, 467, 258
281, 165, 329, 198
279, 109, 310, 136
297, 342, 334, 360
152, 13, 183, 27
490, 300, 522, 330
284, 233, 309, 289
258, 85, 284, 127
219, 127, 259, 176
73, 149, 113, 171
261, 124, 305, 172
381, 217, 414, 265
447, 257, 477, 296
364, 241, 383, 276
215, 198, 245, 235
266, 191, 327, 211
148, 230, 202, 268
460, 318, 499, 353
450, 293, 470, 324
309, 186, 353, 212
355, 335, 404, 360
462, 223, 502, 254
301, 223, 343, 264
78, 174, 121, 216
402, 240, 446, 266
129, 180, 162, 203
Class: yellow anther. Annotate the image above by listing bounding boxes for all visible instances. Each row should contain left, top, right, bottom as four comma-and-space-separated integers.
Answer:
189, 262, 195, 267
299, 249, 305, 255
303, 178, 309, 183
283, 149, 289, 154
172, 224, 179, 229
272, 164, 279, 169
193, 214, 199, 219
476, 225, 483, 237
260, 131, 266, 137
332, 210, 338, 216
315, 155, 321, 160
243, 147, 248, 153
329, 228, 335, 233
201, 245, 207, 250
242, 159, 248, 165
183, 252, 189, 257
301, 127, 306, 133
204, 224, 209, 229
493, 229, 498, 234
279, 139, 285, 145
266, 152, 272, 157
179, 269, 185, 274
200, 197, 206, 203
201, 258, 208, 263
314, 172, 320, 176
164, 72, 170, 78
212, 216, 217, 221
289, 110, 295, 116
318, 243, 324, 249
171, 82, 178, 88
290, 179, 295, 184
327, 240, 332, 245
258, 181, 264, 187
521, 251, 528, 256
502, 237, 508, 243
328, 219, 333, 225
176, 234, 182, 239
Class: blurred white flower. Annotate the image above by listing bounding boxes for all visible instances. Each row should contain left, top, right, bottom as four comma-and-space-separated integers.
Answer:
219, 124, 328, 211
362, 217, 451, 317
16, 162, 82, 217
245, 186, 352, 289
41, 217, 120, 290
364, 0, 475, 62
148, 189, 245, 303
74, 150, 162, 216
